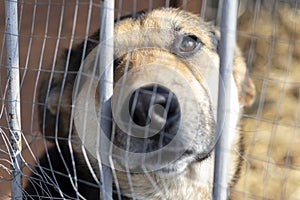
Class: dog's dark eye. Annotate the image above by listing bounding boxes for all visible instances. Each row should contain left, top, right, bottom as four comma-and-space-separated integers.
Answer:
179, 35, 202, 54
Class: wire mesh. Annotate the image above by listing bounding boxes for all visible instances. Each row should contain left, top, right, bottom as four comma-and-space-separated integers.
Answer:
1, 0, 299, 200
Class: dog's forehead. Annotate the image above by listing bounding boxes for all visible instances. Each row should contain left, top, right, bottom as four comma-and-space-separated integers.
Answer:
114, 8, 215, 52
145, 9, 204, 28
147, 9, 213, 42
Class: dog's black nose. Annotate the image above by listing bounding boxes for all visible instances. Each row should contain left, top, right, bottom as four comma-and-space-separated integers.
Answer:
129, 84, 180, 129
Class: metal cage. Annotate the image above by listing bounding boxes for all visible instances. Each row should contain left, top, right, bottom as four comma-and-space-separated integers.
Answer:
1, 0, 299, 199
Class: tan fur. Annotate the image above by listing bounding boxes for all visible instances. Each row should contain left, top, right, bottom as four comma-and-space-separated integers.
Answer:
115, 159, 213, 199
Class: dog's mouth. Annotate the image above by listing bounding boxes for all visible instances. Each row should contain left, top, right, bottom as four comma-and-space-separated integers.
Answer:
157, 147, 213, 175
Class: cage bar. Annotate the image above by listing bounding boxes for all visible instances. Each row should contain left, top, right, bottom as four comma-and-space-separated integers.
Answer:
98, 0, 114, 199
213, 0, 239, 200
4, 0, 22, 199
216, 0, 223, 26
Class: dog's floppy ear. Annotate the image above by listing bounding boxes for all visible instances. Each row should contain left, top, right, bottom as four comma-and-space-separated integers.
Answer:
209, 28, 256, 107
38, 78, 73, 139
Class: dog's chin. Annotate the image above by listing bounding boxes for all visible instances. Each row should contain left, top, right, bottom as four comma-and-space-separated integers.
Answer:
155, 152, 210, 176
112, 149, 212, 175
157, 161, 190, 176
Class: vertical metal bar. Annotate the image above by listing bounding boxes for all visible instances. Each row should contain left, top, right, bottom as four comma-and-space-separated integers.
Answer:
200, 0, 207, 18
216, 0, 223, 26
4, 0, 22, 199
99, 0, 114, 199
213, 0, 238, 200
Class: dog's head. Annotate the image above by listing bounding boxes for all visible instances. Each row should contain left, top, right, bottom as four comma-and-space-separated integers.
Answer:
71, 8, 255, 175
41, 8, 255, 177
111, 9, 219, 173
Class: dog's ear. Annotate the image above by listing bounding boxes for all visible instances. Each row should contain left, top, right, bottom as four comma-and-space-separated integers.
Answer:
38, 79, 73, 139
209, 28, 256, 107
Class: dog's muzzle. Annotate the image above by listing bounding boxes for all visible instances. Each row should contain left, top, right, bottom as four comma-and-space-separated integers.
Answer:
74, 46, 218, 172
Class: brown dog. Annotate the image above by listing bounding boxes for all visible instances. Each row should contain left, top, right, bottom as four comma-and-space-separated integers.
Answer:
25, 8, 255, 199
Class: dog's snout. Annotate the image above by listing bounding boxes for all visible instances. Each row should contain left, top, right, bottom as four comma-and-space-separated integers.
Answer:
129, 84, 180, 128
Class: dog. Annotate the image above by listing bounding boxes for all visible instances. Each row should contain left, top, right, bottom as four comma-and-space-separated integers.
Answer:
24, 8, 255, 199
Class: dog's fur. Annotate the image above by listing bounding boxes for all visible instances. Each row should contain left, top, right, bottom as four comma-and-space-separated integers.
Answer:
24, 8, 255, 199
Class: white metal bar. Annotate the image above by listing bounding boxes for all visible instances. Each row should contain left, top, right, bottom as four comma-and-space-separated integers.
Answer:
213, 0, 239, 200
99, 0, 114, 199
200, 0, 207, 18
216, 0, 223, 26
4, 0, 22, 199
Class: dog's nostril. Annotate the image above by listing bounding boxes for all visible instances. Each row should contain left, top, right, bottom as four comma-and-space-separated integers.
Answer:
128, 84, 181, 128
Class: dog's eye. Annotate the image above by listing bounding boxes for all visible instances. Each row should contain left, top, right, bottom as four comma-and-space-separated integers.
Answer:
179, 35, 202, 53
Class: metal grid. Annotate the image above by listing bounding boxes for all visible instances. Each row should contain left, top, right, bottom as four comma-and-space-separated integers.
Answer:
1, 0, 299, 199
